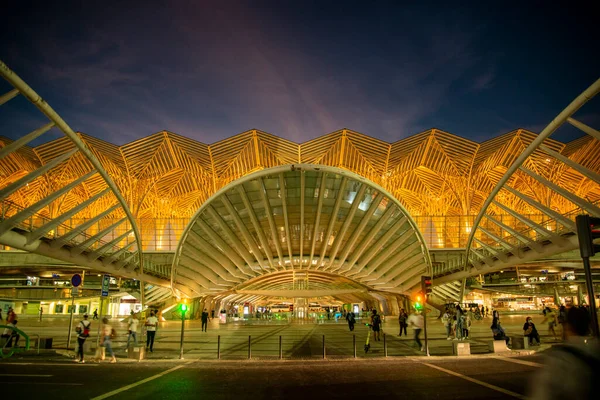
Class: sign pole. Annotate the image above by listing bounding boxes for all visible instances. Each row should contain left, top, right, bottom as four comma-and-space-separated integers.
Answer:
179, 310, 185, 359
66, 293, 75, 350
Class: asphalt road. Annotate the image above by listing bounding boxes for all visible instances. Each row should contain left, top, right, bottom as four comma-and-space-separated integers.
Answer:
0, 355, 543, 400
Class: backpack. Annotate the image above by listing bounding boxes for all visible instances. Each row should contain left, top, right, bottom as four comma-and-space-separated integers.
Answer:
77, 320, 91, 337
372, 314, 381, 327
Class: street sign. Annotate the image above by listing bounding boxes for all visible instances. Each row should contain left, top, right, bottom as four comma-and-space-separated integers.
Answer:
71, 287, 79, 296
71, 273, 82, 287
101, 274, 110, 297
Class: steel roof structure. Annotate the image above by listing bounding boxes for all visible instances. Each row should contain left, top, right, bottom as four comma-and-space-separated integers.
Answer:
1, 60, 599, 305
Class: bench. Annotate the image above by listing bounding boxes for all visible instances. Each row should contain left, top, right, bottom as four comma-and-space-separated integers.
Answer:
452, 341, 471, 356
488, 339, 511, 353
511, 336, 531, 350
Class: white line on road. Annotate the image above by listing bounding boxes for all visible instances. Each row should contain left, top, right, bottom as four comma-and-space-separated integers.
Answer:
0, 374, 52, 377
492, 356, 543, 368
421, 362, 527, 400
90, 361, 195, 400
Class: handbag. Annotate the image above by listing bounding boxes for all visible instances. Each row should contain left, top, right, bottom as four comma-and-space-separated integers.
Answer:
524, 326, 533, 335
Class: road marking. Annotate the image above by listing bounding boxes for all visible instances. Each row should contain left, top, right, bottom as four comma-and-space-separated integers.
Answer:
493, 356, 543, 368
421, 362, 527, 399
0, 374, 52, 377
90, 361, 195, 400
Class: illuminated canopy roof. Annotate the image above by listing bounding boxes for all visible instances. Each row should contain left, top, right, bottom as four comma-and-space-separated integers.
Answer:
172, 165, 431, 297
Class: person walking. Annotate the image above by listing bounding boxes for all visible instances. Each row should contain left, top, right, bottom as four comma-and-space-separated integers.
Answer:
398, 309, 408, 336
6, 307, 16, 324
442, 308, 452, 340
2, 319, 20, 347
523, 317, 540, 346
126, 311, 139, 348
370, 309, 382, 341
407, 310, 424, 351
145, 311, 158, 352
74, 314, 91, 363
528, 306, 600, 399
100, 317, 116, 363
201, 308, 210, 332
92, 308, 98, 320
542, 307, 558, 340
346, 310, 356, 331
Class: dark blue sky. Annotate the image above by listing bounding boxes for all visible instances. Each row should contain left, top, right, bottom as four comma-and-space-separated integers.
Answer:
1, 1, 598, 146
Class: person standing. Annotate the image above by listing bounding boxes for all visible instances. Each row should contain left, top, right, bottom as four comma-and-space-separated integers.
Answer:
370, 309, 382, 341
100, 317, 116, 363
346, 311, 356, 331
126, 312, 139, 348
75, 314, 91, 363
485, 306, 489, 317
523, 317, 540, 346
454, 305, 464, 340
398, 309, 408, 336
558, 305, 567, 340
145, 311, 158, 352
442, 308, 452, 340
201, 308, 210, 332
38, 307, 43, 322
407, 310, 424, 351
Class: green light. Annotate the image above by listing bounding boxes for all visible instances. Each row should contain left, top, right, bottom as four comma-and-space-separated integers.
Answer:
181, 303, 188, 312
414, 302, 422, 310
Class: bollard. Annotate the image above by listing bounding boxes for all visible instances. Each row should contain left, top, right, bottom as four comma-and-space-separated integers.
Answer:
279, 335, 283, 359
383, 333, 387, 357
353, 334, 356, 358
248, 335, 252, 359
217, 335, 221, 360
322, 335, 326, 359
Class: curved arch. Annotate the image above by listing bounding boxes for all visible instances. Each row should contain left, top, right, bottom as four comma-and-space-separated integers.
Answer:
0, 60, 148, 281
434, 78, 600, 286
172, 164, 432, 298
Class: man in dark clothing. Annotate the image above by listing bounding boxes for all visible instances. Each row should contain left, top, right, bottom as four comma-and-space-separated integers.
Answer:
346, 311, 356, 331
398, 309, 408, 336
201, 309, 210, 332
523, 317, 540, 345
370, 309, 382, 341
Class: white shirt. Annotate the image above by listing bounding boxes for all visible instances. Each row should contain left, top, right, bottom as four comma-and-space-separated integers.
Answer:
146, 316, 158, 331
407, 314, 424, 330
128, 317, 139, 332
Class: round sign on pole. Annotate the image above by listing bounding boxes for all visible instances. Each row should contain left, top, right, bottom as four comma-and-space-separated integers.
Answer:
71, 273, 82, 287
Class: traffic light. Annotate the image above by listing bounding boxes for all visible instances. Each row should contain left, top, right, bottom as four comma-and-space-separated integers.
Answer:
576, 215, 600, 258
180, 299, 188, 312
414, 295, 423, 311
421, 276, 432, 295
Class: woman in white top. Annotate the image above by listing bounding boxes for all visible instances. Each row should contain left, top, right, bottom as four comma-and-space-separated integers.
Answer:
100, 317, 117, 363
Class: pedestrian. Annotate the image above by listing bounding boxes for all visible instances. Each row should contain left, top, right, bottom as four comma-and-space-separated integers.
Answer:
201, 308, 210, 332
542, 307, 558, 340
0, 308, 3, 321
92, 308, 98, 320
523, 317, 540, 346
558, 305, 567, 340
100, 317, 117, 363
145, 311, 158, 352
398, 308, 408, 336
454, 305, 464, 340
126, 311, 139, 348
491, 318, 509, 346
370, 309, 382, 341
38, 307, 43, 322
463, 313, 471, 339
1, 319, 20, 347
6, 307, 16, 324
211, 309, 215, 319
485, 306, 489, 317
346, 310, 356, 331
407, 310, 424, 351
74, 314, 91, 363
480, 305, 485, 317
528, 306, 600, 399
442, 308, 452, 340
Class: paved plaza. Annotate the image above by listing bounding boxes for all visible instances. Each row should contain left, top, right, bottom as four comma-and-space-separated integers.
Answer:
9, 312, 560, 360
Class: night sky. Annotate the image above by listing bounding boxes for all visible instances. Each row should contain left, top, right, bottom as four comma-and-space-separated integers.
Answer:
1, 1, 599, 146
